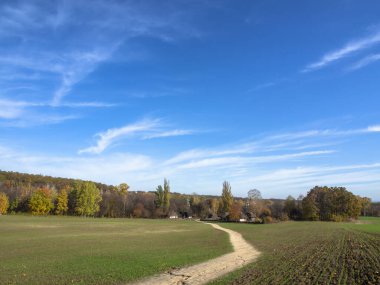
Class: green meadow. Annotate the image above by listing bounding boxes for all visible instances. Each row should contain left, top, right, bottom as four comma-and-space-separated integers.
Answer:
0, 215, 232, 285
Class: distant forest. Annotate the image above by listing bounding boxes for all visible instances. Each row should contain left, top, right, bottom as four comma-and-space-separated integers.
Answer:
0, 170, 379, 221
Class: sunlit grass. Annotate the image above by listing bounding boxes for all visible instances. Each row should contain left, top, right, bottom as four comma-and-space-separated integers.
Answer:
0, 215, 232, 285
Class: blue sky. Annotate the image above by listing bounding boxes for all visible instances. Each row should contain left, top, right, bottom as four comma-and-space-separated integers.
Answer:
1, 0, 380, 200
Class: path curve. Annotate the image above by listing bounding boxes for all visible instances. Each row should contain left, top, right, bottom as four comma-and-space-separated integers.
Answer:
131, 222, 260, 285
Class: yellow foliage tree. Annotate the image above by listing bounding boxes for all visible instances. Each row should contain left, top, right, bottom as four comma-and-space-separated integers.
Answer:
29, 188, 53, 215
55, 188, 69, 215
0, 192, 9, 215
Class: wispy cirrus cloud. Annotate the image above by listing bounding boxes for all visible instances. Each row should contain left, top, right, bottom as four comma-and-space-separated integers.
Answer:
2, 122, 380, 199
348, 53, 380, 71
143, 129, 194, 139
302, 30, 380, 73
0, 98, 115, 124
177, 150, 334, 170
0, 0, 202, 123
79, 118, 194, 154
163, 124, 380, 171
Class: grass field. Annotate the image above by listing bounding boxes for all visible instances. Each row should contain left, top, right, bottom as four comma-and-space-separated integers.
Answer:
209, 217, 380, 285
0, 215, 232, 285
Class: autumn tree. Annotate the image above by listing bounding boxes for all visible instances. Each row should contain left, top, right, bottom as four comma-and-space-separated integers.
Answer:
29, 188, 54, 215
284, 195, 301, 220
229, 200, 243, 221
221, 181, 233, 214
360, 197, 372, 216
209, 198, 219, 215
118, 183, 129, 217
55, 188, 69, 215
0, 192, 9, 215
74, 182, 102, 216
302, 186, 362, 221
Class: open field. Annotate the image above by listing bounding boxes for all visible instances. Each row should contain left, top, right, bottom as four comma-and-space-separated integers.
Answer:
209, 217, 380, 285
0, 215, 232, 285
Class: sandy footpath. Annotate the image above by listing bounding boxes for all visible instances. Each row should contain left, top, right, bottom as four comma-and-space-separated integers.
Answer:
131, 222, 260, 285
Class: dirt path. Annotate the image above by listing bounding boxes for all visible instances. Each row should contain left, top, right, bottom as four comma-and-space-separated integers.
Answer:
131, 222, 260, 285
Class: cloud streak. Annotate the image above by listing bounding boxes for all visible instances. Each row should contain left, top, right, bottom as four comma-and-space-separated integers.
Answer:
303, 31, 380, 72
348, 53, 380, 71
79, 118, 194, 154
0, 98, 115, 124
1, 121, 380, 199
0, 0, 202, 122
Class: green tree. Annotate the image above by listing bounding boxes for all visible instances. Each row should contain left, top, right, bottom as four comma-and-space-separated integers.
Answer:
29, 188, 53, 215
74, 182, 102, 216
301, 186, 362, 221
221, 181, 233, 214
9, 197, 19, 213
163, 179, 170, 212
0, 192, 9, 215
55, 188, 69, 215
154, 185, 164, 208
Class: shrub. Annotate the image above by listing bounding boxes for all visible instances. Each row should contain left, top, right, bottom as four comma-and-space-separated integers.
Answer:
263, 216, 273, 224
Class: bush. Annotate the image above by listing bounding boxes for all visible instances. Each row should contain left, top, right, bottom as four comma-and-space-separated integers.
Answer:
263, 216, 273, 224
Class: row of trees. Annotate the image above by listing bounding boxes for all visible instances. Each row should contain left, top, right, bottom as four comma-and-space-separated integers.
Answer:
217, 184, 374, 222
0, 170, 377, 221
0, 182, 103, 216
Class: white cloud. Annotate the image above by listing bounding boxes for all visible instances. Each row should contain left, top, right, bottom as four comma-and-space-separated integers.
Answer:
177, 150, 334, 170
79, 118, 196, 154
0, 149, 153, 185
0, 0, 202, 115
143, 129, 194, 139
367, 125, 380, 132
303, 31, 380, 72
0, 98, 114, 125
79, 119, 161, 154
1, 121, 380, 199
348, 53, 380, 71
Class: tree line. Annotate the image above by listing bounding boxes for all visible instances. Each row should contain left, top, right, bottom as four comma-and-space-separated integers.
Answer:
0, 170, 378, 221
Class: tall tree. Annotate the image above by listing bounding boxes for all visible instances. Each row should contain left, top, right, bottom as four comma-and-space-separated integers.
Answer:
74, 182, 102, 216
118, 183, 129, 217
284, 195, 298, 219
55, 188, 69, 215
0, 192, 9, 215
229, 200, 243, 221
209, 198, 219, 215
360, 197, 372, 216
163, 179, 170, 212
221, 181, 233, 214
29, 188, 53, 215
154, 185, 164, 208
